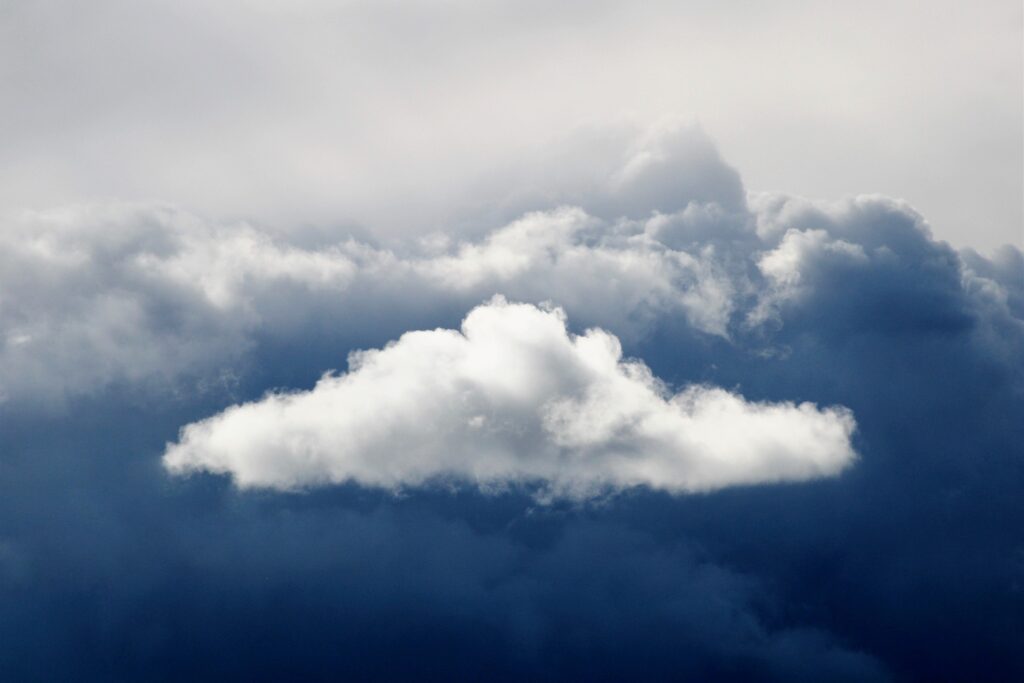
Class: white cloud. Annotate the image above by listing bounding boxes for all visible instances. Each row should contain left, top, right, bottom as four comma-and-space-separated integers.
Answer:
0, 197, 744, 405
5, 183, 1020, 407
163, 298, 857, 499
408, 206, 740, 336
0, 204, 357, 404
748, 227, 868, 326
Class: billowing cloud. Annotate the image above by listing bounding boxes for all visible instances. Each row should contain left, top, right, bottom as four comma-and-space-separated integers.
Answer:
1, 121, 1022, 679
164, 298, 856, 498
2, 2, 1023, 678
5, 175, 1022, 411
0, 204, 356, 404
0, 131, 752, 407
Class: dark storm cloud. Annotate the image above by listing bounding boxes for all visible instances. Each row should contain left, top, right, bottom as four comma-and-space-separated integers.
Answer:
0, 394, 887, 682
1, 127, 1022, 680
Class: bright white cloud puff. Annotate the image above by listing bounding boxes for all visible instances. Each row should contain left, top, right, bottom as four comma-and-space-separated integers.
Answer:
163, 298, 857, 499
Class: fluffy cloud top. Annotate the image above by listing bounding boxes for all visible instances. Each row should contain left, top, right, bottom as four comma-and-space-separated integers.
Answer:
0, 143, 746, 407
4, 181, 1022, 408
8, 126, 1018, 411
0, 204, 356, 404
164, 298, 856, 498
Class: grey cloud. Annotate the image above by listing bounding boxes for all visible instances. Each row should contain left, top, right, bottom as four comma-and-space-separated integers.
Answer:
3, 160, 1019, 413
1, 128, 1022, 679
0, 130, 754, 407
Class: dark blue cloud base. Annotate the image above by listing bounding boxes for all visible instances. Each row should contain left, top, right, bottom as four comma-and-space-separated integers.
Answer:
1, 135, 1022, 682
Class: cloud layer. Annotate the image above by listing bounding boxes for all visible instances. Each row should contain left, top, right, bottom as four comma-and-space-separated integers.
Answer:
6, 185, 1019, 413
0, 128, 750, 405
1, 124, 1022, 679
164, 298, 856, 497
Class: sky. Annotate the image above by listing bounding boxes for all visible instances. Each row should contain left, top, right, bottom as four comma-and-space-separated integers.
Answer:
1, 2, 1023, 681
1, 0, 1021, 250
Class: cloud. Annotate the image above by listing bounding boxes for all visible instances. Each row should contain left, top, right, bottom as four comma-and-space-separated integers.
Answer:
2, 122, 1023, 679
0, 131, 752, 407
163, 298, 856, 498
409, 204, 742, 336
5, 174, 1021, 411
0, 424, 891, 682
0, 203, 356, 405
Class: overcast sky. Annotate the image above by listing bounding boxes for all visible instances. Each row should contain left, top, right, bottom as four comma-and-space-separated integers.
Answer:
2, 3, 1023, 681
2, 0, 1020, 250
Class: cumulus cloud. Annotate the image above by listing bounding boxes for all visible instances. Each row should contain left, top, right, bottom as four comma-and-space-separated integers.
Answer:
5, 177, 1022, 409
163, 298, 856, 498
9, 124, 1018, 412
0, 159, 749, 406
407, 205, 741, 336
2, 4, 1023, 676
2, 127, 1023, 679
0, 204, 357, 404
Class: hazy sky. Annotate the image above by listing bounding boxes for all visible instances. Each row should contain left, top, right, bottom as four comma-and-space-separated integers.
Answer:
2, 0, 1020, 250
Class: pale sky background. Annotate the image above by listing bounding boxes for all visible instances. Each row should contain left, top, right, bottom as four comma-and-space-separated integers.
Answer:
2, 0, 1021, 252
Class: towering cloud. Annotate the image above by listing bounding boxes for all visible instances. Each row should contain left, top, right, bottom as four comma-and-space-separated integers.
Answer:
1, 122, 1022, 680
